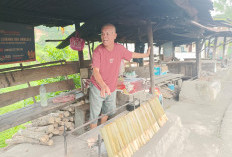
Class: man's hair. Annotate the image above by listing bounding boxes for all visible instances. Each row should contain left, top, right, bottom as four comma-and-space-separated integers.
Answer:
101, 23, 116, 33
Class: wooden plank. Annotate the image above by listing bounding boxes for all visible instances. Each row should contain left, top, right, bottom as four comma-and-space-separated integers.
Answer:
0, 60, 91, 88
0, 90, 84, 132
153, 73, 183, 85
0, 60, 66, 73
0, 79, 76, 108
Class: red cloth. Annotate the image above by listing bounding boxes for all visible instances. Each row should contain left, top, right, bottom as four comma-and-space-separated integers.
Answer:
90, 43, 132, 92
52, 94, 75, 103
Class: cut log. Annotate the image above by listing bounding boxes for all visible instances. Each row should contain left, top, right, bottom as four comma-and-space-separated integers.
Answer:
63, 111, 70, 117
31, 115, 55, 126
58, 121, 64, 126
50, 112, 64, 119
61, 106, 74, 112
27, 125, 54, 133
53, 123, 59, 128
52, 129, 60, 135
6, 136, 53, 146
54, 117, 61, 123
17, 129, 49, 143
48, 133, 53, 138
71, 100, 85, 107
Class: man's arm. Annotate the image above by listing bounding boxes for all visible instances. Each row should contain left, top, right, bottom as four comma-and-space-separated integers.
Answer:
132, 47, 151, 58
92, 67, 111, 97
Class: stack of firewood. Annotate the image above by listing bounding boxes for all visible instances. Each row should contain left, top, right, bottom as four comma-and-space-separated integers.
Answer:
6, 105, 77, 146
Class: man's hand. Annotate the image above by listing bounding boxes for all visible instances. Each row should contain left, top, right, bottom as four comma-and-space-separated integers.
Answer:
145, 47, 151, 57
100, 84, 111, 98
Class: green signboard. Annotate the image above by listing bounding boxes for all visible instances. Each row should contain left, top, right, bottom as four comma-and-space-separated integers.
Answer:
0, 21, 35, 65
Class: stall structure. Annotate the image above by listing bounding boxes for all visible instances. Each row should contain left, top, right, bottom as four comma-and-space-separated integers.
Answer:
1, 0, 231, 155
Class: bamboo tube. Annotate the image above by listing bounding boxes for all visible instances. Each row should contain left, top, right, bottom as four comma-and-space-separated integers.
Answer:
115, 117, 134, 155
133, 108, 150, 143
143, 103, 160, 133
148, 97, 167, 127
138, 106, 154, 139
101, 127, 114, 157
125, 113, 141, 150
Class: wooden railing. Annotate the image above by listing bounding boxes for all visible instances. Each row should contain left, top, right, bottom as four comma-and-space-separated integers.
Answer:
0, 60, 91, 131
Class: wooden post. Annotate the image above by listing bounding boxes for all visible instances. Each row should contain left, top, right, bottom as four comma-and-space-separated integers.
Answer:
87, 41, 92, 60
196, 40, 201, 78
204, 41, 207, 58
147, 21, 155, 94
75, 24, 84, 67
213, 37, 218, 60
222, 36, 226, 60
207, 38, 211, 59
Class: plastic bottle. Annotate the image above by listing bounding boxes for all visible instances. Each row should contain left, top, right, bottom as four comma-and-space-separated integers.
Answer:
40, 84, 47, 107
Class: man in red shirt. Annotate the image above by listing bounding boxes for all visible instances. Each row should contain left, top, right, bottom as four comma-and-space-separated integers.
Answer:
90, 23, 150, 129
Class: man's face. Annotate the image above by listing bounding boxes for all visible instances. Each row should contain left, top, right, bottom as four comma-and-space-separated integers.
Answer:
101, 26, 117, 47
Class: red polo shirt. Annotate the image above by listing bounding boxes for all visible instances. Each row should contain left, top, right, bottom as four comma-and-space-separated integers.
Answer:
90, 43, 132, 92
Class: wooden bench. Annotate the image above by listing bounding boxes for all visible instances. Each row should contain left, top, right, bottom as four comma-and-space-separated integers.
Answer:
0, 60, 90, 132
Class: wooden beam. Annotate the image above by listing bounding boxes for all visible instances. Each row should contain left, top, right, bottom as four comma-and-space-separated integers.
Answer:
0, 61, 91, 88
147, 21, 155, 94
45, 40, 64, 42
0, 60, 66, 73
0, 79, 75, 108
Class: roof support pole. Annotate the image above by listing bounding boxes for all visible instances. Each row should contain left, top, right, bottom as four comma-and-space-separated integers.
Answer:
213, 37, 218, 61
207, 38, 211, 59
222, 36, 226, 61
204, 40, 207, 58
147, 21, 155, 94
75, 24, 84, 67
196, 40, 201, 79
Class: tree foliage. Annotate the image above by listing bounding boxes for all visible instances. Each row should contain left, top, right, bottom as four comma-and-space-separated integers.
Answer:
213, 0, 232, 22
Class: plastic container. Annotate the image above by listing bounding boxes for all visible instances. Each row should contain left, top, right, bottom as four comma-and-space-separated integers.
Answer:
154, 67, 161, 75
40, 84, 47, 107
168, 84, 175, 91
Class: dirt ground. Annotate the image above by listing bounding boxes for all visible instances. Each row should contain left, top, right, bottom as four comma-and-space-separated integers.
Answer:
1, 68, 232, 157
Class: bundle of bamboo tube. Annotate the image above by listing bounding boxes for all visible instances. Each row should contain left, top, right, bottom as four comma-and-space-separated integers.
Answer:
101, 97, 167, 157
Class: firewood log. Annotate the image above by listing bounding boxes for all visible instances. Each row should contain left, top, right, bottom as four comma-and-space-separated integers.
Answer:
17, 129, 49, 143
48, 133, 53, 138
27, 125, 54, 134
52, 129, 59, 135
31, 115, 54, 126
53, 122, 59, 128
6, 136, 53, 146
61, 106, 74, 112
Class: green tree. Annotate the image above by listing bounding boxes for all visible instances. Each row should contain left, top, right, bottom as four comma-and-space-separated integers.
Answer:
213, 0, 232, 22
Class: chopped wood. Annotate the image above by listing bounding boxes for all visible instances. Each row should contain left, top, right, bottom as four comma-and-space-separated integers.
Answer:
27, 125, 54, 133
61, 106, 74, 112
52, 129, 60, 135
53, 123, 59, 128
50, 112, 64, 119
58, 121, 64, 126
63, 111, 70, 117
59, 130, 64, 135
6, 136, 53, 146
31, 115, 55, 126
54, 117, 61, 123
17, 129, 49, 143
48, 133, 53, 138
71, 100, 85, 107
